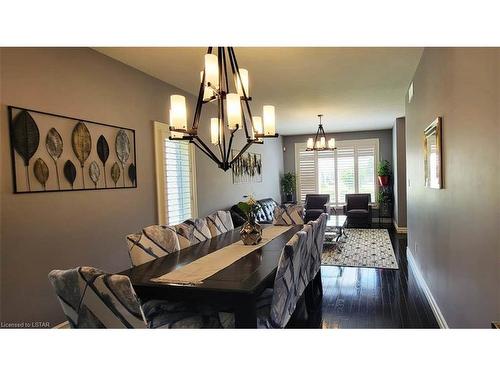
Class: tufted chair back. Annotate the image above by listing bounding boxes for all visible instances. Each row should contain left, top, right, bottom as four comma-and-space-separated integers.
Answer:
255, 198, 278, 223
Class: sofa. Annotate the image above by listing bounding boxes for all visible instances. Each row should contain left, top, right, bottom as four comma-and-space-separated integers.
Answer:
230, 198, 279, 227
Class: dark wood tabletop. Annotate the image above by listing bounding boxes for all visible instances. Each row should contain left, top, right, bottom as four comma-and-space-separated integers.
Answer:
120, 224, 303, 327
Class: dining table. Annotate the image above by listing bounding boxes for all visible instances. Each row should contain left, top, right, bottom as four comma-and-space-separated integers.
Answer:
120, 224, 303, 328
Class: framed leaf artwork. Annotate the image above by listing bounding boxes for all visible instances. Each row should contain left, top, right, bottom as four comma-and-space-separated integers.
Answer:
7, 106, 137, 193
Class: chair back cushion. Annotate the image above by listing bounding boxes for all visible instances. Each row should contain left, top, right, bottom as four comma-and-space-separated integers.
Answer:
305, 194, 330, 209
206, 210, 234, 236
172, 221, 199, 248
298, 224, 313, 294
346, 194, 370, 210
126, 225, 180, 266
270, 231, 307, 328
273, 204, 304, 225
307, 213, 328, 279
48, 267, 146, 328
177, 218, 212, 244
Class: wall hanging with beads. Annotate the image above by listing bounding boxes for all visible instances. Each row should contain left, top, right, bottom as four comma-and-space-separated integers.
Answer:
7, 106, 137, 193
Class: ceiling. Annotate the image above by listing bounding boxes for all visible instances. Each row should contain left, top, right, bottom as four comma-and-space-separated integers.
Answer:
94, 47, 423, 135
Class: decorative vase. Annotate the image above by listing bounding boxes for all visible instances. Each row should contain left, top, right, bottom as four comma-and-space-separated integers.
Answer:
285, 192, 294, 202
378, 175, 389, 186
240, 213, 262, 245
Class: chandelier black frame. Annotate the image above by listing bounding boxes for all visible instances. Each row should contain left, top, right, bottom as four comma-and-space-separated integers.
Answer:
169, 47, 278, 171
305, 114, 337, 151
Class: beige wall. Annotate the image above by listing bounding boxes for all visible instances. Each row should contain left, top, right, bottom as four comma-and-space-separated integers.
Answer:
392, 117, 407, 228
0, 47, 283, 326
405, 48, 500, 328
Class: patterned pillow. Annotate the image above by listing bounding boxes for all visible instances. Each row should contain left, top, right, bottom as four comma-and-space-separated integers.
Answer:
206, 210, 234, 236
126, 225, 181, 267
272, 204, 305, 225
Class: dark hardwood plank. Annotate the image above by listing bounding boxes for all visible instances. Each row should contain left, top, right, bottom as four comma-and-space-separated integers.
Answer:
318, 224, 439, 329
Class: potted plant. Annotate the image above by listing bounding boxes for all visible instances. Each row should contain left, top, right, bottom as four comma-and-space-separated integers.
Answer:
377, 160, 391, 187
237, 195, 263, 245
281, 172, 296, 202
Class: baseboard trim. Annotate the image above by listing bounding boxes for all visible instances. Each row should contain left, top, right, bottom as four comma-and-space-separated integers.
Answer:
393, 220, 408, 233
53, 321, 69, 329
407, 247, 449, 328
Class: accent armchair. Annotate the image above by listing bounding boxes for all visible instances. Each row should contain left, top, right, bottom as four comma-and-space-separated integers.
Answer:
304, 194, 330, 223
343, 193, 372, 228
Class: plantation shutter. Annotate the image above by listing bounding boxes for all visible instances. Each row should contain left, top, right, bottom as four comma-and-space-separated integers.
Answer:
295, 139, 378, 206
336, 146, 355, 204
164, 139, 193, 225
317, 150, 335, 203
296, 145, 317, 203
357, 145, 376, 202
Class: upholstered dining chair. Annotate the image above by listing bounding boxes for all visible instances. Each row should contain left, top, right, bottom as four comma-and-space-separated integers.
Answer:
272, 204, 305, 225
173, 217, 212, 246
206, 210, 234, 236
126, 217, 214, 267
48, 266, 220, 328
304, 213, 328, 311
126, 225, 181, 267
219, 230, 309, 328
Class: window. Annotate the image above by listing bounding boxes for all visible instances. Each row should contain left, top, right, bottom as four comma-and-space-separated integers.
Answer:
154, 121, 197, 225
295, 139, 379, 206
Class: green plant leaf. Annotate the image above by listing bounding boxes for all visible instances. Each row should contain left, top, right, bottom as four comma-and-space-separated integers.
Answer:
238, 202, 251, 215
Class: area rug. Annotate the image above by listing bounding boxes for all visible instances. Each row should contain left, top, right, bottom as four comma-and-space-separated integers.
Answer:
322, 228, 399, 269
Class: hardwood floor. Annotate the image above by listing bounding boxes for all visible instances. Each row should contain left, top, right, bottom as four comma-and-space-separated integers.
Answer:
313, 225, 439, 328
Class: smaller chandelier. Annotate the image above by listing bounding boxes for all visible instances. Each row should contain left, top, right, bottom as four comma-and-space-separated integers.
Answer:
306, 114, 336, 151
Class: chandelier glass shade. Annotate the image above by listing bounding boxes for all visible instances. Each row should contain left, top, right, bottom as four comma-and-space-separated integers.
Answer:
169, 47, 278, 171
306, 114, 336, 151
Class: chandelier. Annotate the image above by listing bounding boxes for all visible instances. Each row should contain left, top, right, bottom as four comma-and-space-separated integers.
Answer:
305, 114, 336, 151
168, 47, 278, 171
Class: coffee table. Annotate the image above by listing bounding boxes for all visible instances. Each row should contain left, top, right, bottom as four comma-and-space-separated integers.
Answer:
324, 215, 348, 248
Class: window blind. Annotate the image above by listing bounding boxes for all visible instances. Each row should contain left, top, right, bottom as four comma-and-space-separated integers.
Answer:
317, 150, 335, 203
336, 146, 355, 203
164, 139, 192, 225
297, 148, 317, 203
295, 139, 378, 206
357, 146, 376, 202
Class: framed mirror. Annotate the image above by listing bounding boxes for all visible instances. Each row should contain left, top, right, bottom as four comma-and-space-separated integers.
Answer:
424, 117, 443, 189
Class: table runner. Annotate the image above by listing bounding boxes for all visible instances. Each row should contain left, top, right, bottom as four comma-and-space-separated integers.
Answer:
150, 225, 293, 285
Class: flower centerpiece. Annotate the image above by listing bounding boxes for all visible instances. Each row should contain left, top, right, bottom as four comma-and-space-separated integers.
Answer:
238, 195, 263, 245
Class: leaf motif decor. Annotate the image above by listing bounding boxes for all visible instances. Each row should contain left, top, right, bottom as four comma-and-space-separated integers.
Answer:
128, 163, 137, 185
64, 160, 77, 189
8, 106, 137, 193
11, 110, 40, 191
33, 158, 49, 190
97, 135, 109, 188
111, 162, 121, 187
72, 121, 92, 188
89, 161, 100, 189
116, 130, 130, 187
45, 127, 63, 189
